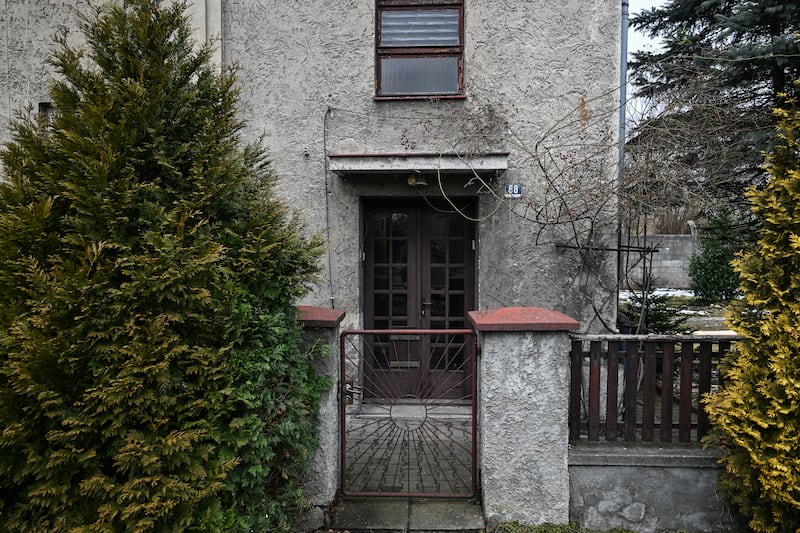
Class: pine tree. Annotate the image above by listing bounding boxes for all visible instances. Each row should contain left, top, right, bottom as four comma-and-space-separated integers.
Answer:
621, 273, 690, 334
0, 1, 324, 530
704, 83, 800, 532
629, 1, 800, 208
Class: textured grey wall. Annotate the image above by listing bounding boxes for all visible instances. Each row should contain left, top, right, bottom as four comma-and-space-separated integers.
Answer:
1, 0, 621, 331
569, 445, 743, 532
623, 234, 696, 289
479, 329, 571, 524
299, 319, 342, 531
222, 0, 621, 331
0, 1, 91, 145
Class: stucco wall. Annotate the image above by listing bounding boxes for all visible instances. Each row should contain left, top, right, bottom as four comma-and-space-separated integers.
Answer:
569, 444, 743, 532
0, 0, 621, 331
478, 328, 572, 524
222, 0, 622, 332
0, 1, 92, 145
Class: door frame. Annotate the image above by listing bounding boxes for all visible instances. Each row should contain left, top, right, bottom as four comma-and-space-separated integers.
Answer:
361, 197, 477, 398
361, 197, 477, 331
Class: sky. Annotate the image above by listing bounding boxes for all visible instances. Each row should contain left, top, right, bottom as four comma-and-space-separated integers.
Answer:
627, 0, 668, 57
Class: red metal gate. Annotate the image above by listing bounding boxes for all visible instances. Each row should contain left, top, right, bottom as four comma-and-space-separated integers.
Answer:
339, 329, 478, 497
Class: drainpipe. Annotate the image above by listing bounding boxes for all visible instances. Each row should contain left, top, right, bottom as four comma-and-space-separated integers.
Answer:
206, 0, 222, 68
186, 0, 222, 69
616, 0, 629, 327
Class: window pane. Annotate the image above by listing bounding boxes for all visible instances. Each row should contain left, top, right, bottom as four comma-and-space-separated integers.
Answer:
374, 293, 389, 316
381, 56, 459, 95
430, 213, 448, 238
431, 266, 446, 290
448, 348, 463, 370
381, 9, 460, 47
431, 239, 446, 263
374, 266, 389, 289
431, 293, 446, 317
449, 294, 465, 317
374, 238, 388, 263
392, 239, 408, 263
392, 294, 408, 316
375, 343, 390, 368
449, 266, 465, 290
392, 266, 407, 290
391, 213, 408, 236
449, 218, 466, 237
449, 239, 464, 261
430, 346, 446, 370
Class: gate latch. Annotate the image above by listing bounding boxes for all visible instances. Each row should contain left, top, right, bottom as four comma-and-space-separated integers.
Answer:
343, 380, 362, 405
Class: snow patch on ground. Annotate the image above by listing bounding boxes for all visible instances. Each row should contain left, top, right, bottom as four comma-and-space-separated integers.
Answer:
619, 288, 734, 333
619, 288, 694, 301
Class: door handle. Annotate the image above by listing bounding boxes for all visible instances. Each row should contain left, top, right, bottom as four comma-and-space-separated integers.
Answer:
421, 300, 432, 318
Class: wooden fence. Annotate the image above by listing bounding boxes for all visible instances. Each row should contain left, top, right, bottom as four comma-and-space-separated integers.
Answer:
569, 334, 740, 443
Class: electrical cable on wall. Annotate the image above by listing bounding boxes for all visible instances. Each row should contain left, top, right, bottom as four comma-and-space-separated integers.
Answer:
323, 106, 335, 309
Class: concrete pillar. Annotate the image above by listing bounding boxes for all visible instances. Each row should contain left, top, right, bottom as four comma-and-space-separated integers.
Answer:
296, 306, 345, 532
469, 307, 579, 526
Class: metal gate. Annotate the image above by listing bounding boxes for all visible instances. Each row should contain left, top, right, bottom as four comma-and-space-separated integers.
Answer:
339, 329, 477, 497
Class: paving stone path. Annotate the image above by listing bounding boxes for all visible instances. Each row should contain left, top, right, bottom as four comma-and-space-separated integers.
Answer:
343, 403, 474, 496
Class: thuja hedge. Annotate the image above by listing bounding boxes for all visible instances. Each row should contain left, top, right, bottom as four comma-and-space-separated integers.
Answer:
705, 85, 800, 532
0, 1, 325, 531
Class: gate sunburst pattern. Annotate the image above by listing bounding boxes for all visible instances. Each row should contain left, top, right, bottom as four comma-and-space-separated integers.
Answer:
340, 329, 477, 497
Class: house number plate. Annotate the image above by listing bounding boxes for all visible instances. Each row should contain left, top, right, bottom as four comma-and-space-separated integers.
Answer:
504, 184, 522, 198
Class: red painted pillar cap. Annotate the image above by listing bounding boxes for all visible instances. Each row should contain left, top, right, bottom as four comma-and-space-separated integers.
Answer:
468, 307, 579, 332
296, 306, 346, 328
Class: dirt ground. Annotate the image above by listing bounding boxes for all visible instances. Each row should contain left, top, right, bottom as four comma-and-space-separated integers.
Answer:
682, 303, 730, 332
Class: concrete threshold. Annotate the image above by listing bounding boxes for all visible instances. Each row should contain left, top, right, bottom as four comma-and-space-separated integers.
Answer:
329, 496, 485, 532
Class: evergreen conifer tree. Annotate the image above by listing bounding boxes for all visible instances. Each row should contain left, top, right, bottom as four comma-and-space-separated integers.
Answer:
0, 1, 324, 530
705, 83, 800, 532
629, 1, 800, 207
688, 210, 752, 304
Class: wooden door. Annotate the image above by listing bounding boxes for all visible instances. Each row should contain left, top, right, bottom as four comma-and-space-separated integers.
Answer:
363, 200, 475, 399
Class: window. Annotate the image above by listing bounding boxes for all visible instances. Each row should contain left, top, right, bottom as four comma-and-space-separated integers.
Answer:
38, 102, 55, 131
376, 0, 464, 98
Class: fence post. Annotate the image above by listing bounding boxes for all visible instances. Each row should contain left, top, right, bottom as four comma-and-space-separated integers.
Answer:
469, 307, 579, 526
296, 306, 345, 532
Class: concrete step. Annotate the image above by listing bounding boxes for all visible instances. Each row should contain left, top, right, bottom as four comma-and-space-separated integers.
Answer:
328, 496, 484, 532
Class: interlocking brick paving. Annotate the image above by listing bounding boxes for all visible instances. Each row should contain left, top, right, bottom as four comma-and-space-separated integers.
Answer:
343, 403, 474, 496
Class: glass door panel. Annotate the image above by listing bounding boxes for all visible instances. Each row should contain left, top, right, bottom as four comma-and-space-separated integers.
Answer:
363, 200, 474, 399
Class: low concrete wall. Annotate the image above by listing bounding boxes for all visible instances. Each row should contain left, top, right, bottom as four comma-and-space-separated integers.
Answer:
296, 306, 345, 532
301, 306, 743, 532
569, 443, 743, 532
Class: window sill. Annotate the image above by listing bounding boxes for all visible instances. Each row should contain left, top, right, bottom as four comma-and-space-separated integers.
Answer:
374, 94, 467, 102
327, 152, 509, 177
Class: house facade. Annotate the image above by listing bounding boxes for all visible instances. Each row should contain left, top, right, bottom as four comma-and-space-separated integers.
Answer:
0, 0, 622, 335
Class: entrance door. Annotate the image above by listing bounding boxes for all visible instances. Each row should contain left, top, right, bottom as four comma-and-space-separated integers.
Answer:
363, 199, 476, 400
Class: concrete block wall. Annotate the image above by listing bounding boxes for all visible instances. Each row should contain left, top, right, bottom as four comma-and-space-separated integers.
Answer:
624, 234, 696, 289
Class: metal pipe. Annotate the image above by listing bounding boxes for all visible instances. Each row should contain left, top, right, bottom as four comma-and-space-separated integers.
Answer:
616, 0, 630, 325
